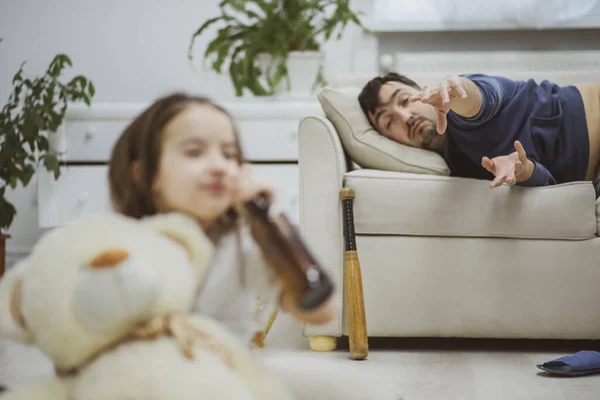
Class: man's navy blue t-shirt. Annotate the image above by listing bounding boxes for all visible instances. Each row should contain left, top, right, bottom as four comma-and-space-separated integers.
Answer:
443, 74, 589, 186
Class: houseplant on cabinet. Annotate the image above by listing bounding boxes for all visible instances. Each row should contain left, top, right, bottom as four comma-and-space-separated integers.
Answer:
188, 0, 370, 98
0, 52, 95, 276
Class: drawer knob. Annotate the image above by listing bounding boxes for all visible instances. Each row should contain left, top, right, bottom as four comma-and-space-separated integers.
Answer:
78, 192, 89, 205
84, 128, 95, 142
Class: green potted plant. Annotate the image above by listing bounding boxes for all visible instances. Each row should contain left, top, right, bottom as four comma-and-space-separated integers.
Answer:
0, 49, 95, 275
188, 0, 371, 97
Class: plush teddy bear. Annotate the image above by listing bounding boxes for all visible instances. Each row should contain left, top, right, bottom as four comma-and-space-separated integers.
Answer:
0, 212, 293, 400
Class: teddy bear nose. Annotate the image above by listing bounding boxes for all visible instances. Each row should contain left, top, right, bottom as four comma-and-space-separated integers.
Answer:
89, 249, 130, 269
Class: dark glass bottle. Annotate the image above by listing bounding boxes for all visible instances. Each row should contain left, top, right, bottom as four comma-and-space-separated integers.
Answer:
243, 194, 334, 310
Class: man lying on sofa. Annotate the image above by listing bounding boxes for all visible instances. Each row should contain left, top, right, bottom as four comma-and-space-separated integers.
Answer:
357, 72, 600, 189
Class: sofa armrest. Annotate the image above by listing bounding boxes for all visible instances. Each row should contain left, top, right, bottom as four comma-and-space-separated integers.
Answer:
298, 116, 349, 336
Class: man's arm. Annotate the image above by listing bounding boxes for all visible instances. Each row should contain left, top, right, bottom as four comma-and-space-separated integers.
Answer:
409, 73, 508, 133
450, 76, 483, 118
518, 160, 557, 187
448, 74, 513, 128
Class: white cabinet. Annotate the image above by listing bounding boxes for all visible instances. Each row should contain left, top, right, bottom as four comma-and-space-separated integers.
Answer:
38, 166, 111, 227
38, 100, 322, 228
252, 164, 300, 222
38, 164, 300, 228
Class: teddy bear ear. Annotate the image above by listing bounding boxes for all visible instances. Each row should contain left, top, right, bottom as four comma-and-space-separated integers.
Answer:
73, 249, 160, 334
0, 260, 33, 344
141, 213, 214, 271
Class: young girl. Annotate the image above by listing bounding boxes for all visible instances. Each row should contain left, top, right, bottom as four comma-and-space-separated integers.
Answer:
0, 93, 399, 399
107, 92, 335, 343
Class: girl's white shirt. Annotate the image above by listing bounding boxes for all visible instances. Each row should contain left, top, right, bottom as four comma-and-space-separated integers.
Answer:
192, 226, 282, 343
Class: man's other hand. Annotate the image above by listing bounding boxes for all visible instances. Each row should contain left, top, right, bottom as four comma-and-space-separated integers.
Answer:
481, 141, 535, 188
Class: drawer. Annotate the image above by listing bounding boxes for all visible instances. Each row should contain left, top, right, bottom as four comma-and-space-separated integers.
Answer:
237, 119, 299, 161
38, 164, 299, 227
62, 121, 129, 162
59, 100, 322, 163
61, 118, 301, 162
38, 166, 112, 228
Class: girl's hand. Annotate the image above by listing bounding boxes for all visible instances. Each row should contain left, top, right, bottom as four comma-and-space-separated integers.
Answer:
233, 164, 275, 210
279, 291, 336, 326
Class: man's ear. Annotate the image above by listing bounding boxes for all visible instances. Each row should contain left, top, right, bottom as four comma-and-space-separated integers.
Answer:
0, 261, 33, 343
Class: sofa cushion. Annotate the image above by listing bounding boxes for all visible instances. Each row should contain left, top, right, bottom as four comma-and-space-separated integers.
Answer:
317, 86, 450, 176
345, 169, 597, 240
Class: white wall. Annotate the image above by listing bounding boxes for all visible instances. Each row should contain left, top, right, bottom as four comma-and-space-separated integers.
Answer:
0, 0, 376, 258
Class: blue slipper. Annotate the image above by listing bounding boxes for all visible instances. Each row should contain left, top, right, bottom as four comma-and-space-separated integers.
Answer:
537, 351, 600, 376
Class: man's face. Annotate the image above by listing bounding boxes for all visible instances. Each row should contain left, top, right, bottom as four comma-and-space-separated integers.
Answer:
368, 81, 445, 152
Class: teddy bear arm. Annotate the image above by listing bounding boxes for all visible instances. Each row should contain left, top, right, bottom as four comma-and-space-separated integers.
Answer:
0, 377, 70, 400
183, 315, 294, 400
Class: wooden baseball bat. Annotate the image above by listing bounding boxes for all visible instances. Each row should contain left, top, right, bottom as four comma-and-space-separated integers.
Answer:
340, 188, 368, 360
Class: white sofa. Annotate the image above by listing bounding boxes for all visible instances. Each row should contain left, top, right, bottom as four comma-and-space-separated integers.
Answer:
298, 56, 600, 360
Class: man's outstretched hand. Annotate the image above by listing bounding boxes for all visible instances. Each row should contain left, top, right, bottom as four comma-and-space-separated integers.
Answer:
481, 141, 535, 188
408, 75, 468, 134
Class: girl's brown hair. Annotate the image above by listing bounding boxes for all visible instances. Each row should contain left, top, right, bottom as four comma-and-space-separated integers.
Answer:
108, 92, 245, 241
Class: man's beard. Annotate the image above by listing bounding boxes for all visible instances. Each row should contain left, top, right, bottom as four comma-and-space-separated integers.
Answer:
417, 119, 444, 153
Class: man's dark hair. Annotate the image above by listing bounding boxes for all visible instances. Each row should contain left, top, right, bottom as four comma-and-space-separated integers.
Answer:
358, 72, 421, 124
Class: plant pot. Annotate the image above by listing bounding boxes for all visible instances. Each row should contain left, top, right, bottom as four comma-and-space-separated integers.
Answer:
0, 233, 9, 278
257, 51, 324, 99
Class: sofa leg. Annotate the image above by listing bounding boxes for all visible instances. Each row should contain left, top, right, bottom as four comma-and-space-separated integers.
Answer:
309, 335, 337, 352
340, 188, 368, 361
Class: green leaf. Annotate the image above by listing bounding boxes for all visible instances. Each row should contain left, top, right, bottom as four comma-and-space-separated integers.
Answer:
20, 165, 35, 187
43, 152, 60, 174
228, 46, 245, 96
12, 62, 25, 85
48, 112, 63, 132
47, 54, 73, 77
33, 112, 46, 130
68, 75, 87, 91
0, 200, 17, 232
43, 84, 55, 107
9, 176, 17, 189
188, 16, 230, 63
21, 116, 38, 140
88, 81, 95, 97
38, 136, 49, 151
219, 0, 245, 12
60, 54, 73, 67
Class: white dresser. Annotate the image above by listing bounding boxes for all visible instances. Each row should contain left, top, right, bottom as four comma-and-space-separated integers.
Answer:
37, 99, 323, 228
